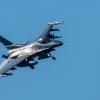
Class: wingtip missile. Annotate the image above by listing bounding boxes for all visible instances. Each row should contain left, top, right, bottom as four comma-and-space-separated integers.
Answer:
48, 21, 64, 25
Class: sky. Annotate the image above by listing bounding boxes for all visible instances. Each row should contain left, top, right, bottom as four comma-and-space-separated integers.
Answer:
0, 0, 99, 100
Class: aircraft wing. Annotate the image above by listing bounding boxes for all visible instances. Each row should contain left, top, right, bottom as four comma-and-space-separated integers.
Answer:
36, 21, 63, 43
0, 43, 50, 76
0, 55, 29, 76
0, 35, 30, 50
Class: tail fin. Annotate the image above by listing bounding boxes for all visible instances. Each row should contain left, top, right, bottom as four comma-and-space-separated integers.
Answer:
0, 35, 13, 49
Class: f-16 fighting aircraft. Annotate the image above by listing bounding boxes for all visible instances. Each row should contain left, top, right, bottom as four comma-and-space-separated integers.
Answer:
0, 21, 63, 77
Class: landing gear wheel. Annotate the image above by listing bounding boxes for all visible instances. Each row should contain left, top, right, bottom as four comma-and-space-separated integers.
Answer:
52, 56, 56, 60
29, 66, 35, 70
10, 67, 17, 70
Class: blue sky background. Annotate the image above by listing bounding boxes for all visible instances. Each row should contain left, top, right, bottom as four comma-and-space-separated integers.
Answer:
0, 0, 99, 100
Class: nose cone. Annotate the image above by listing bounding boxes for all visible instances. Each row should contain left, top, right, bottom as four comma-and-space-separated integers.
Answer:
50, 40, 63, 48
55, 41, 63, 47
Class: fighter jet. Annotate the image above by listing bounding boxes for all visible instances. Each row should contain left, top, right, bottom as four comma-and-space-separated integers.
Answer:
0, 21, 63, 77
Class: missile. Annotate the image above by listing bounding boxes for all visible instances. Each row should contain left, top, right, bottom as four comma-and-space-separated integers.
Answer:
48, 21, 64, 25
51, 28, 60, 31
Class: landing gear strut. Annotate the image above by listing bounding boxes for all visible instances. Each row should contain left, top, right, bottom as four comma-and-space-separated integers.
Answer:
48, 53, 56, 60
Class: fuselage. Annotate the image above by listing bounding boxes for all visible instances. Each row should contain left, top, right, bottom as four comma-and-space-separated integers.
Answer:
7, 41, 63, 58
7, 44, 35, 58
6, 40, 63, 58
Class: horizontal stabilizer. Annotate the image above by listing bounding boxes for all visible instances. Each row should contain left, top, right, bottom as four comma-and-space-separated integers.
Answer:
0, 35, 30, 50
2, 55, 8, 59
0, 35, 13, 49
0, 35, 13, 45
